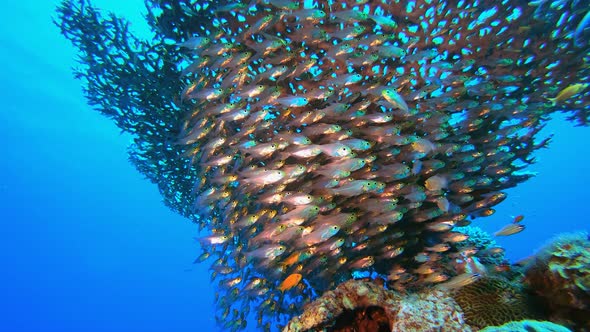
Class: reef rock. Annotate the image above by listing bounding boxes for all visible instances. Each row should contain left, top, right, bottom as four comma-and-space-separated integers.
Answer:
283, 279, 471, 332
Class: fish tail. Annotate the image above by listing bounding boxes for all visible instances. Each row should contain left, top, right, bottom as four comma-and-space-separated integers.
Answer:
545, 97, 557, 106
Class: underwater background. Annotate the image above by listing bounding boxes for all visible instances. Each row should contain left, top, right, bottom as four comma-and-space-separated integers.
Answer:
0, 1, 588, 331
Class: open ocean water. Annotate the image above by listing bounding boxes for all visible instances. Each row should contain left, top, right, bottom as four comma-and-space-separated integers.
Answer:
0, 1, 588, 331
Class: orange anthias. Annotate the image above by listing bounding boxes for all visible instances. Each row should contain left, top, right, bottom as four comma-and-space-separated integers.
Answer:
278, 273, 303, 292
513, 215, 525, 223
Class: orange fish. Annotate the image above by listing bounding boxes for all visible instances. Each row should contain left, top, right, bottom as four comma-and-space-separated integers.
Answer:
281, 252, 300, 267
494, 223, 525, 236
512, 215, 525, 223
278, 273, 302, 292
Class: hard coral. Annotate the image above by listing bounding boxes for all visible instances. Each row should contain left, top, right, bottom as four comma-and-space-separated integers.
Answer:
523, 232, 590, 330
455, 226, 507, 266
283, 279, 471, 332
451, 276, 541, 329
390, 289, 470, 332
480, 320, 572, 332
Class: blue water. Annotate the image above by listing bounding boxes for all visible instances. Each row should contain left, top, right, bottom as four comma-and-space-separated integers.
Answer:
0, 1, 588, 332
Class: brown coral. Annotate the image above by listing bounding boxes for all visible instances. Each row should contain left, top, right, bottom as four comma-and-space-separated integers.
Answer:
283, 279, 472, 332
451, 276, 541, 329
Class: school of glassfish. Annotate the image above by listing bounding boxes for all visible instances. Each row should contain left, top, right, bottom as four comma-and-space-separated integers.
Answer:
55, 0, 590, 330
175, 0, 590, 329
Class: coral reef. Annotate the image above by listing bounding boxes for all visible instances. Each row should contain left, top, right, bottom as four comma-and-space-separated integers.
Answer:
524, 232, 590, 331
480, 320, 572, 332
284, 279, 471, 332
55, 0, 590, 330
451, 276, 541, 329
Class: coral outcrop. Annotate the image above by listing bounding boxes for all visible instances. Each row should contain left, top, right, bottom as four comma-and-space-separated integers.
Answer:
523, 232, 590, 330
283, 279, 471, 332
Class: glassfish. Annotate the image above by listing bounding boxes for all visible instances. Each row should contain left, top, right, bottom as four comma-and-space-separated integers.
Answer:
494, 223, 525, 236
